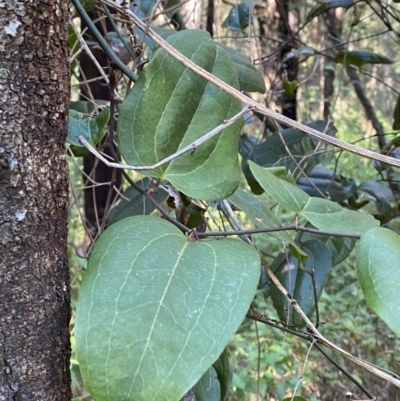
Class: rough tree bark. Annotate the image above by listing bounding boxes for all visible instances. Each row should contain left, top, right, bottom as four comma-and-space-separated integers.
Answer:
0, 2, 71, 400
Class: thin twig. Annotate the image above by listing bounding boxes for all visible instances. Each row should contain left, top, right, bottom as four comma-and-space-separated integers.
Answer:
263, 263, 400, 388
196, 223, 361, 239
69, 18, 109, 84
78, 107, 249, 170
101, 0, 400, 168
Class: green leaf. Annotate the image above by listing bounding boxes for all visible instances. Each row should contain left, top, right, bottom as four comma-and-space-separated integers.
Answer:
282, 396, 309, 401
249, 162, 379, 235
75, 215, 260, 401
271, 240, 331, 327
67, 107, 109, 147
107, 178, 168, 225
229, 189, 307, 261
222, 2, 250, 32
282, 76, 297, 97
118, 30, 243, 201
212, 348, 233, 401
249, 161, 309, 213
215, 43, 265, 93
356, 228, 400, 336
250, 121, 336, 177
335, 50, 393, 69
239, 134, 263, 194
93, 107, 110, 145
301, 197, 379, 235
299, 231, 355, 267
296, 166, 356, 202
194, 366, 221, 401
307, 0, 353, 19
357, 181, 396, 218
67, 110, 96, 146
81, 0, 97, 11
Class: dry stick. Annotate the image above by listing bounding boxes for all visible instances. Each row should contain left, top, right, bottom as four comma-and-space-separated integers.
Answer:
69, 18, 109, 84
78, 107, 249, 170
101, 0, 400, 168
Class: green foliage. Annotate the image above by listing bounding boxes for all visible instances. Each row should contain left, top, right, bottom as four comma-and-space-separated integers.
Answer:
75, 216, 260, 401
117, 30, 243, 201
68, 3, 400, 400
356, 227, 400, 336
307, 0, 354, 20
107, 178, 168, 225
296, 166, 356, 202
215, 43, 266, 93
249, 162, 379, 235
67, 108, 110, 147
230, 189, 307, 260
270, 240, 331, 327
335, 50, 393, 69
244, 121, 336, 194
222, 2, 250, 32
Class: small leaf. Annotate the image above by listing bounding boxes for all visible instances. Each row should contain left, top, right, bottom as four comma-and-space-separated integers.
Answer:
270, 240, 331, 327
118, 30, 243, 201
335, 50, 393, 69
229, 189, 307, 261
300, 231, 356, 266
307, 0, 353, 19
75, 215, 260, 401
222, 2, 250, 32
239, 134, 263, 194
356, 228, 400, 336
107, 178, 168, 225
212, 348, 233, 401
216, 43, 265, 93
93, 108, 110, 145
67, 110, 96, 146
357, 181, 396, 218
296, 166, 356, 202
194, 366, 221, 401
282, 76, 297, 97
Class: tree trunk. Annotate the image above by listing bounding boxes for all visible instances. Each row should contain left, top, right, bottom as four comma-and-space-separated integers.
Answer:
0, 2, 71, 400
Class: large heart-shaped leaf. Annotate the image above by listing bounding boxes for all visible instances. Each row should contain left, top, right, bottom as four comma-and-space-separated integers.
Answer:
118, 30, 243, 201
356, 227, 400, 336
75, 216, 260, 401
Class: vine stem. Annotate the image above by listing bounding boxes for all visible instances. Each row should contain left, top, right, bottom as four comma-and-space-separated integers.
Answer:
101, 0, 400, 169
78, 107, 249, 170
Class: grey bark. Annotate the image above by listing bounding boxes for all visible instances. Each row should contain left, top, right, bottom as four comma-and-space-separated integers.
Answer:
0, 1, 71, 400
